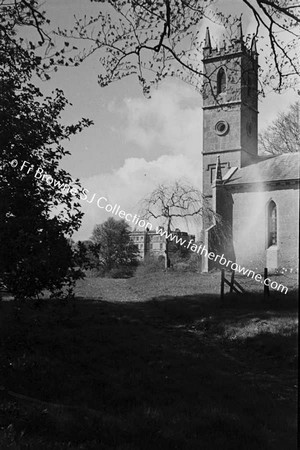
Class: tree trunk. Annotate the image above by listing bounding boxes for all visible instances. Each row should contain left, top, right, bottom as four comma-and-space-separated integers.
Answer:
164, 220, 171, 269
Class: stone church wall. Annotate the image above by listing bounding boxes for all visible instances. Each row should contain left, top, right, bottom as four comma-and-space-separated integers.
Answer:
231, 185, 299, 272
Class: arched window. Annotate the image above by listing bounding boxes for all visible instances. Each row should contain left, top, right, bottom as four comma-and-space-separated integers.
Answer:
268, 201, 277, 247
217, 67, 226, 94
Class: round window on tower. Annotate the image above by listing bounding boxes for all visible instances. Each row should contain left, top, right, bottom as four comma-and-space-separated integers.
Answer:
215, 120, 229, 136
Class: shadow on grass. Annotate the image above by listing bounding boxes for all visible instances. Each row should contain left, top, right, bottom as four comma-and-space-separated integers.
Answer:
0, 290, 298, 450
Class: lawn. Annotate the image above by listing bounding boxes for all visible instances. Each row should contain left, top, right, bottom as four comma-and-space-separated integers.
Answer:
0, 271, 298, 449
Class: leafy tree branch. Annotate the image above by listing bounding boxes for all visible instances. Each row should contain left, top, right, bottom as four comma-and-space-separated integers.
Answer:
52, 0, 299, 96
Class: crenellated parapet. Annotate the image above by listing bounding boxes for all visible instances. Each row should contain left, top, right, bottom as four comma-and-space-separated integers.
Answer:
202, 23, 258, 62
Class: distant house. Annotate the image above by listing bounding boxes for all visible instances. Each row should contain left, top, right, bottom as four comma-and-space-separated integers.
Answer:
130, 227, 195, 260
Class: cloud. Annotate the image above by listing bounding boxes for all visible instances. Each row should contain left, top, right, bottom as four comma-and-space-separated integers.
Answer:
74, 81, 203, 240
75, 153, 202, 240
118, 80, 202, 158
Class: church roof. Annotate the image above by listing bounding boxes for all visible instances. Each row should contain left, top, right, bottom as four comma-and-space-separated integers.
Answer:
225, 153, 300, 186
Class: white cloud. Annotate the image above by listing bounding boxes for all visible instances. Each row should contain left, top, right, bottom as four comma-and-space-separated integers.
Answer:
75, 153, 202, 240
119, 80, 202, 158
74, 81, 203, 240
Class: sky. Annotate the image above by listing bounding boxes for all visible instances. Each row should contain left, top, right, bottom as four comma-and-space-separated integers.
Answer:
34, 0, 299, 241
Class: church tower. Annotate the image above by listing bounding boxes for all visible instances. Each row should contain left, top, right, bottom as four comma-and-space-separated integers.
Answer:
202, 22, 258, 198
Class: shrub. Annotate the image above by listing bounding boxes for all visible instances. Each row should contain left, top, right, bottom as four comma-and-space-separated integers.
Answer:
135, 257, 165, 277
173, 254, 202, 272
108, 266, 136, 279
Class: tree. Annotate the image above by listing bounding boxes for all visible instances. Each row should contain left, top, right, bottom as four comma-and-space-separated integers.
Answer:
139, 180, 218, 269
91, 218, 139, 276
0, 0, 92, 299
75, 240, 101, 270
54, 0, 300, 96
259, 101, 300, 155
171, 234, 191, 260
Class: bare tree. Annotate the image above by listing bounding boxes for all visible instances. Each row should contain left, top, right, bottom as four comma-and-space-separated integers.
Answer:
259, 101, 300, 155
53, 0, 300, 96
139, 180, 218, 269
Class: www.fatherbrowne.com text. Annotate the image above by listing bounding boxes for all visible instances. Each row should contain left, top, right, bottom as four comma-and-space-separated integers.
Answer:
10, 158, 288, 294
155, 226, 288, 294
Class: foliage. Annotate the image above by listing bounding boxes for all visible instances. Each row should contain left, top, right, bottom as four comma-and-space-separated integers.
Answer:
164, 237, 203, 271
109, 265, 137, 278
0, 0, 52, 80
91, 217, 139, 277
54, 0, 300, 96
259, 101, 300, 155
135, 255, 165, 277
75, 240, 101, 270
171, 244, 201, 270
0, 0, 92, 299
171, 235, 192, 259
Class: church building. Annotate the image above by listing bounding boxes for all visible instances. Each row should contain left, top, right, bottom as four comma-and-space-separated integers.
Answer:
202, 24, 299, 273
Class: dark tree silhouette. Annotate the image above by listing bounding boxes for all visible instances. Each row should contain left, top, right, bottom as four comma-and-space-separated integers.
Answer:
91, 218, 139, 276
0, 0, 92, 299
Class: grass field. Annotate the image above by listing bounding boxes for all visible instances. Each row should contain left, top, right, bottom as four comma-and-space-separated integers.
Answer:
0, 271, 298, 449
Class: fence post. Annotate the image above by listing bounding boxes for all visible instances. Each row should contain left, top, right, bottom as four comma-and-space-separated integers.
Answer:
230, 270, 235, 293
220, 269, 225, 300
264, 267, 270, 298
